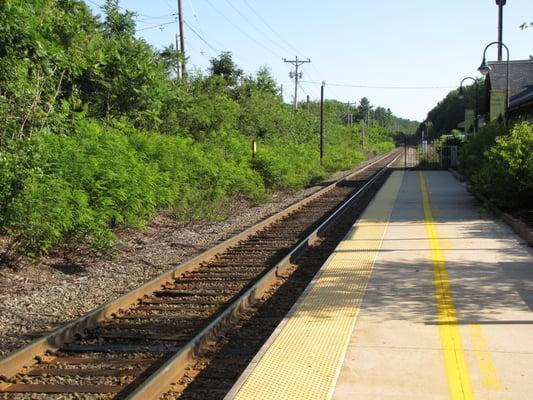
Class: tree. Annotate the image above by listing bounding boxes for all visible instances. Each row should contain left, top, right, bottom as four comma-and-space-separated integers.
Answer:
209, 52, 243, 88
253, 66, 278, 96
422, 80, 481, 140
102, 0, 135, 37
358, 97, 372, 122
158, 43, 185, 79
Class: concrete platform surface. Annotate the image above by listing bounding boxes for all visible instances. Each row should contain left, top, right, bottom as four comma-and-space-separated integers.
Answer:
227, 171, 533, 400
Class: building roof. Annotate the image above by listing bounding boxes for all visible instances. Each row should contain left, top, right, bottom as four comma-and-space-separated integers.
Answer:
486, 60, 533, 110
509, 89, 533, 110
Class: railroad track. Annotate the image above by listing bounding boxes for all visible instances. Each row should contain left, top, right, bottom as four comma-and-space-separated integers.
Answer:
0, 149, 401, 399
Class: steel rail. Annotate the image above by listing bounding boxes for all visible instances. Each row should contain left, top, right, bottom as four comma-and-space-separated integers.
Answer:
0, 150, 398, 381
127, 153, 400, 399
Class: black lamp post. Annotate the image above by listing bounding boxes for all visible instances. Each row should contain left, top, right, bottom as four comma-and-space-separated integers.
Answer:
478, 41, 510, 122
458, 77, 479, 134
495, 0, 506, 61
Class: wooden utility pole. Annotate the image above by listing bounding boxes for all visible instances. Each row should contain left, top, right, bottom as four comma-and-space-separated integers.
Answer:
320, 82, 325, 163
175, 34, 181, 78
177, 0, 186, 78
283, 56, 311, 109
346, 101, 355, 127
361, 119, 365, 148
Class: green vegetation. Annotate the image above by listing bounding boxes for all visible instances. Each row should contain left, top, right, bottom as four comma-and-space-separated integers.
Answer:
420, 80, 532, 213
459, 122, 533, 210
418, 80, 481, 140
0, 1, 414, 261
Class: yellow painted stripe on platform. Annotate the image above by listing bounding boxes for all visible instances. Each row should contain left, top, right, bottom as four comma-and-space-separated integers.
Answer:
419, 172, 474, 400
231, 171, 404, 400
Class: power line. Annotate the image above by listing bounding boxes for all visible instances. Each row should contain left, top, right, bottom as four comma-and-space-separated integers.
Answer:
242, 0, 302, 58
188, 0, 208, 42
204, 0, 282, 58
300, 80, 455, 90
223, 0, 294, 58
240, 0, 323, 83
184, 20, 219, 54
164, 0, 176, 14
186, 0, 216, 57
136, 17, 177, 26
136, 15, 177, 22
298, 82, 309, 97
137, 21, 177, 32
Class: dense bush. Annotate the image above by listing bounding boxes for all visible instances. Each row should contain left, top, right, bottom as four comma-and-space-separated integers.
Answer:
465, 122, 533, 210
458, 121, 507, 180
0, 120, 270, 256
0, 1, 410, 261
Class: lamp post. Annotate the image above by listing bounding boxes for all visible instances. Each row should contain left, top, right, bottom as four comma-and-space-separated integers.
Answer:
495, 0, 506, 61
458, 77, 479, 134
478, 41, 510, 122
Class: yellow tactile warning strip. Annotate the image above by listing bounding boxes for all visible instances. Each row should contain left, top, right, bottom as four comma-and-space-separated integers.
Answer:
230, 171, 404, 400
418, 172, 474, 400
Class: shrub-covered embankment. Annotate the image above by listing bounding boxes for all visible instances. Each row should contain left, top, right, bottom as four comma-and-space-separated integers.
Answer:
0, 0, 409, 261
459, 121, 533, 217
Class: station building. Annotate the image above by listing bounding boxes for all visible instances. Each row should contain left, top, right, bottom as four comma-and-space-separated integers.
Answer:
481, 59, 533, 122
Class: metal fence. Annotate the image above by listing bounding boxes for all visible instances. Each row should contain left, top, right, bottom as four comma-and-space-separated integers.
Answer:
403, 142, 458, 170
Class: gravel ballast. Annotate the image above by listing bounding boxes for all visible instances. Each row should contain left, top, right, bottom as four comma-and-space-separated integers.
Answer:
0, 166, 366, 358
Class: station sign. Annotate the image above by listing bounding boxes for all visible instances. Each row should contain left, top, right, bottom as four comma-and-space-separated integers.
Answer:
490, 90, 506, 121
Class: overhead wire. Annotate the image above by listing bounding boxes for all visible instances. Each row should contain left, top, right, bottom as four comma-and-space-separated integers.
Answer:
298, 82, 310, 98
183, 20, 220, 54
137, 21, 177, 32
135, 15, 177, 21
186, 0, 218, 57
301, 80, 455, 90
204, 0, 282, 59
164, 0, 176, 14
135, 17, 177, 26
188, 0, 208, 41
223, 0, 295, 58
242, 0, 302, 58
85, 0, 297, 76
238, 0, 322, 83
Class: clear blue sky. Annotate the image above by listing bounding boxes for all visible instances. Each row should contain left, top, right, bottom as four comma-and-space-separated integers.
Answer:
85, 0, 533, 121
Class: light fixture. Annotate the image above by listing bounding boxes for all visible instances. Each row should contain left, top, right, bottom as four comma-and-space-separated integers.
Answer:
478, 57, 491, 77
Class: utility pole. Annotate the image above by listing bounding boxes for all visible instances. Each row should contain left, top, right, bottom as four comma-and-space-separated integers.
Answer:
346, 102, 354, 127
320, 81, 325, 163
175, 34, 181, 79
283, 56, 311, 109
177, 0, 186, 78
496, 0, 506, 61
361, 107, 370, 148
361, 119, 365, 148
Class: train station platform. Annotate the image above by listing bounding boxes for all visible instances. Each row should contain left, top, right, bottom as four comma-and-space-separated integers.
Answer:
225, 171, 533, 400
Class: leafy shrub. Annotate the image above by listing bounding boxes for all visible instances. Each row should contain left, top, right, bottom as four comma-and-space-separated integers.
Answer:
458, 121, 507, 180
252, 142, 325, 190
0, 1, 403, 261
469, 122, 533, 210
1, 121, 162, 255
